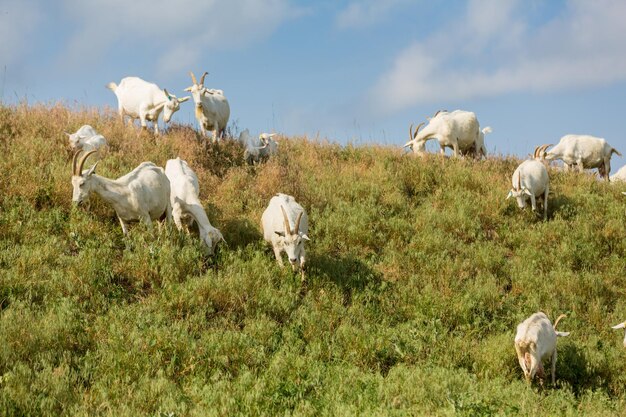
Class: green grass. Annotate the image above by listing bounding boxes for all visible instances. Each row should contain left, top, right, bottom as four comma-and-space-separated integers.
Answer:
1, 103, 626, 416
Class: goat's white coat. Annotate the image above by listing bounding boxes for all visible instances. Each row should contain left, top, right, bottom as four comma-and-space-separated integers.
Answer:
514, 312, 570, 384
107, 76, 189, 134
72, 153, 171, 234
507, 159, 550, 220
261, 193, 309, 274
184, 71, 230, 143
610, 165, 626, 182
165, 158, 223, 254
404, 110, 481, 158
545, 134, 621, 180
66, 125, 108, 155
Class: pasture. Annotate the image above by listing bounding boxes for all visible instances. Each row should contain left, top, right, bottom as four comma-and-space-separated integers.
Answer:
1, 103, 626, 416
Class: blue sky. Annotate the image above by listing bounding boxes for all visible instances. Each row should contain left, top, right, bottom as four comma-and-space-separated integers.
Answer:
2, 0, 626, 166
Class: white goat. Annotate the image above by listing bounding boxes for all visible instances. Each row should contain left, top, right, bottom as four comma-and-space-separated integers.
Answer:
107, 76, 189, 135
184, 71, 230, 143
66, 125, 108, 155
514, 312, 570, 384
611, 321, 626, 348
71, 150, 171, 234
507, 145, 550, 220
540, 135, 622, 180
403, 110, 481, 158
610, 165, 626, 182
258, 133, 279, 160
239, 130, 279, 164
261, 193, 309, 278
165, 158, 224, 255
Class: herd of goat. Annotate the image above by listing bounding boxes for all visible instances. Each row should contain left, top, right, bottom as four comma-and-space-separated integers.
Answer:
62, 71, 626, 386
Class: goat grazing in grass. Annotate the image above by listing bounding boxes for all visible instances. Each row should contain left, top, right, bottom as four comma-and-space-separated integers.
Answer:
507, 145, 551, 220
71, 150, 171, 234
540, 135, 621, 180
514, 312, 570, 384
165, 157, 224, 254
261, 193, 309, 279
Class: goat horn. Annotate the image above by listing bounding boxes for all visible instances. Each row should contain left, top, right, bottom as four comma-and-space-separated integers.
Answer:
199, 71, 208, 85
164, 88, 172, 100
533, 146, 540, 159
72, 150, 82, 176
280, 205, 292, 235
409, 123, 414, 140
553, 314, 567, 330
414, 122, 425, 138
77, 150, 97, 176
189, 71, 198, 85
294, 211, 303, 235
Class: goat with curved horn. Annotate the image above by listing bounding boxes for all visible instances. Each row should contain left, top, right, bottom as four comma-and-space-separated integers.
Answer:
262, 194, 310, 279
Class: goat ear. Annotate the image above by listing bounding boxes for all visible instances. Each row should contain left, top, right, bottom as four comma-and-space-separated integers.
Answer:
612, 322, 626, 329
274, 231, 285, 237
506, 190, 513, 200
301, 234, 310, 241
556, 331, 570, 337
86, 161, 98, 176
523, 189, 533, 197
65, 132, 72, 137
154, 101, 167, 111
178, 96, 190, 103
183, 87, 192, 92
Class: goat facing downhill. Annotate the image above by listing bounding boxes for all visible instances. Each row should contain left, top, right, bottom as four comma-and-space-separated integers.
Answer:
261, 193, 309, 279
71, 150, 171, 234
514, 312, 570, 385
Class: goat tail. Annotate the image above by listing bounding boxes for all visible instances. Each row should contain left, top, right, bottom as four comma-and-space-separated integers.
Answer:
611, 148, 622, 157
553, 314, 567, 330
106, 82, 117, 91
482, 126, 493, 135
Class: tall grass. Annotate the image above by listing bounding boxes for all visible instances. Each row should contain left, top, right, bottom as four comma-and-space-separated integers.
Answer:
1, 103, 626, 416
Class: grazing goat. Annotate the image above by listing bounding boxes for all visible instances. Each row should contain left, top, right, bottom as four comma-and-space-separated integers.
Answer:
107, 76, 189, 135
261, 193, 309, 278
71, 150, 171, 234
540, 135, 621, 180
611, 321, 626, 348
514, 312, 570, 384
184, 71, 230, 143
610, 165, 626, 182
165, 158, 224, 254
66, 124, 108, 155
507, 146, 550, 220
403, 110, 481, 158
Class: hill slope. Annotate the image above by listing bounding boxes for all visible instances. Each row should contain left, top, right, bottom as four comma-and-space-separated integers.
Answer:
1, 104, 626, 416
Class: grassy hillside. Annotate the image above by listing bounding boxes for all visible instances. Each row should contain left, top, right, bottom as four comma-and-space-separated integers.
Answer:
1, 103, 626, 416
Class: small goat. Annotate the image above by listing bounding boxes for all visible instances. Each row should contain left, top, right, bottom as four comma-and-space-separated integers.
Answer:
514, 312, 570, 384
66, 125, 108, 155
261, 193, 309, 278
507, 145, 550, 220
71, 150, 171, 234
165, 158, 224, 254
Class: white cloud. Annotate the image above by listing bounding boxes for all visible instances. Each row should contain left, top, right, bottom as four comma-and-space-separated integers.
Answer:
60, 0, 306, 75
370, 0, 626, 113
335, 0, 409, 29
0, 0, 42, 67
